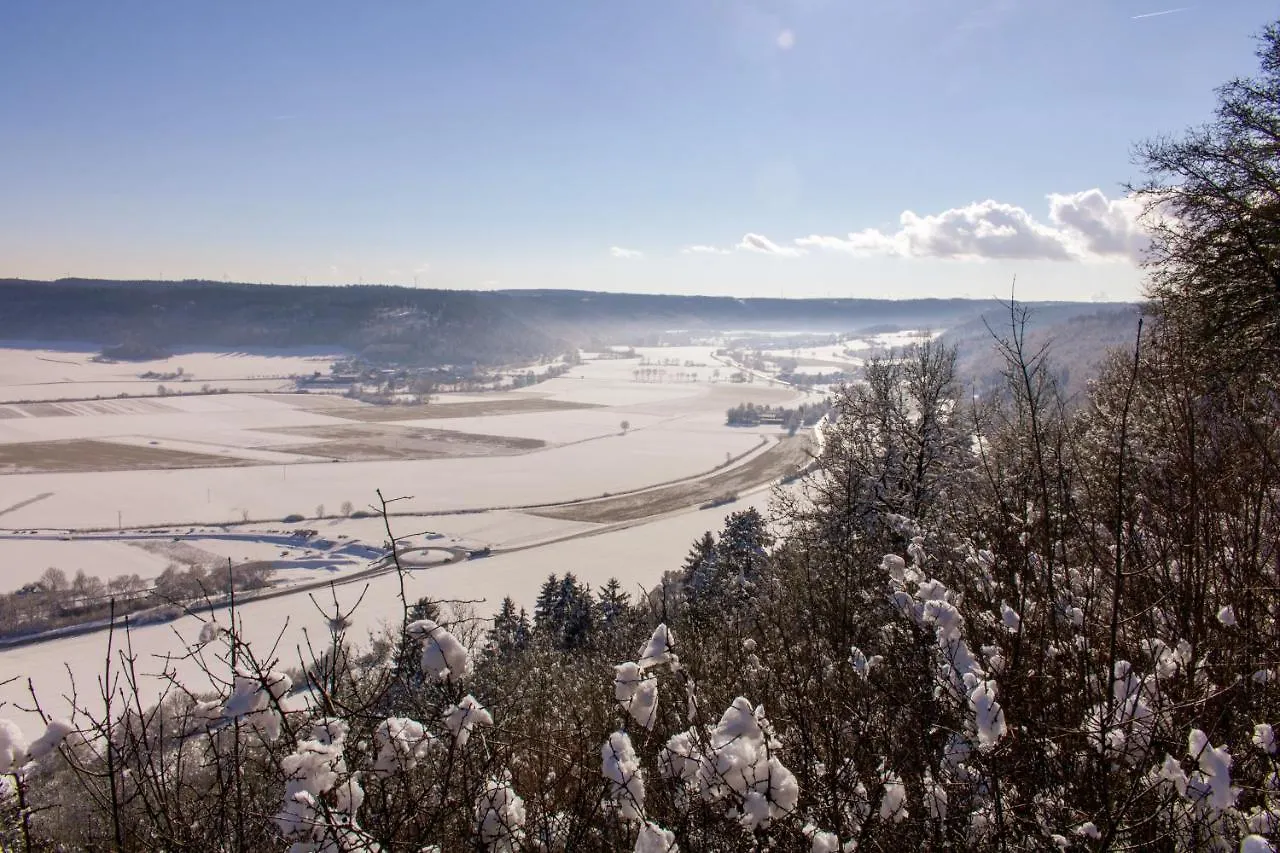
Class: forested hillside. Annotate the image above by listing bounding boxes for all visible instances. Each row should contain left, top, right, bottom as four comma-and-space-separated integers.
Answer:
941, 303, 1141, 397
0, 277, 1119, 369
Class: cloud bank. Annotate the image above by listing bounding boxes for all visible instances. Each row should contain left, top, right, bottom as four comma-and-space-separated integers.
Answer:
794, 189, 1149, 262
737, 233, 805, 257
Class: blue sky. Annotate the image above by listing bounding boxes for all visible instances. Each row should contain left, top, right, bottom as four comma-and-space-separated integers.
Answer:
1, 1, 1274, 300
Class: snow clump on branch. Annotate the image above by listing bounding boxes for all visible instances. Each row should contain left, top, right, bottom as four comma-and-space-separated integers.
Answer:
602, 730, 646, 821
406, 618, 471, 683
660, 697, 799, 831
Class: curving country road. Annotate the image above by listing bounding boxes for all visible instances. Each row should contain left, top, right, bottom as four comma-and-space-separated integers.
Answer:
0, 432, 814, 649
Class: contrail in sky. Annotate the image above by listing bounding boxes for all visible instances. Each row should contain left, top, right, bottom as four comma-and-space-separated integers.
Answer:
1132, 7, 1189, 19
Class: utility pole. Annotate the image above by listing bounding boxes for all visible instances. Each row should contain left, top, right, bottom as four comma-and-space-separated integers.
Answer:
117, 510, 122, 531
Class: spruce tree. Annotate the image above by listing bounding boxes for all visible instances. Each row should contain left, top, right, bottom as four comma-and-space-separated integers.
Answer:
681, 531, 719, 606
484, 596, 523, 659
533, 573, 561, 637
598, 578, 631, 631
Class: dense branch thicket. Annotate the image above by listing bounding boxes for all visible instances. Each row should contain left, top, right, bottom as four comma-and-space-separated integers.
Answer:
1134, 22, 1280, 375
2, 20, 1280, 853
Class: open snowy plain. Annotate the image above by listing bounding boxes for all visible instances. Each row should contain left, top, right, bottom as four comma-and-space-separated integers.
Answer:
0, 344, 813, 733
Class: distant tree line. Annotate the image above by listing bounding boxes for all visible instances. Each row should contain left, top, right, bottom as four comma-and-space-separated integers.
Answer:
0, 562, 274, 639
777, 369, 853, 387
509, 361, 573, 389
725, 401, 831, 432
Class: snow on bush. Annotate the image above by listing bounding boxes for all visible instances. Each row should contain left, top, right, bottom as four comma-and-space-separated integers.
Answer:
1187, 728, 1238, 812
0, 719, 27, 774
1083, 661, 1155, 764
475, 775, 526, 853
634, 820, 679, 853
372, 716, 435, 774
197, 619, 222, 644
1254, 723, 1276, 755
406, 618, 471, 683
614, 661, 660, 730
222, 668, 292, 742
969, 679, 1007, 749
602, 730, 646, 821
890, 557, 1007, 754
879, 767, 908, 823
660, 697, 799, 831
1000, 602, 1021, 632
802, 823, 840, 852
923, 769, 948, 822
849, 645, 883, 678
638, 624, 676, 669
275, 717, 367, 852
26, 719, 72, 762
443, 694, 493, 748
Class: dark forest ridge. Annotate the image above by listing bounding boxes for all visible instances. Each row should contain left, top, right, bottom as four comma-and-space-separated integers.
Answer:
0, 277, 1136, 367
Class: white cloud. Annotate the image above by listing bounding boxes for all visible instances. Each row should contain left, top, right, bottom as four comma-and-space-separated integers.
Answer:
737, 233, 805, 257
795, 230, 903, 257
609, 246, 644, 259
682, 244, 731, 255
796, 190, 1147, 263
1047, 190, 1150, 261
413, 261, 431, 274
776, 29, 796, 50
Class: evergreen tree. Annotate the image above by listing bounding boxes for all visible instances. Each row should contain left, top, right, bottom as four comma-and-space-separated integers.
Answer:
484, 596, 524, 659
532, 572, 598, 649
681, 531, 719, 605
597, 578, 631, 631
715, 508, 771, 592
514, 607, 532, 648
680, 511, 773, 624
533, 573, 561, 636
558, 573, 597, 650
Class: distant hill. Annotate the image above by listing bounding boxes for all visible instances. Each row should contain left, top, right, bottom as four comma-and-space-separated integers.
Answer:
939, 302, 1143, 398
0, 278, 1138, 371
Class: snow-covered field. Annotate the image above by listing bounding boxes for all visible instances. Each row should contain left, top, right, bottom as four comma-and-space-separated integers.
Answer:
0, 345, 802, 529
761, 342, 863, 364
0, 345, 343, 403
0, 490, 781, 737
0, 426, 769, 529
398, 409, 667, 444
0, 538, 172, 589
0, 343, 810, 735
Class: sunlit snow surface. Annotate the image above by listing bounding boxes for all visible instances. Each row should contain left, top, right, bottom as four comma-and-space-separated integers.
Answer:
0, 341, 821, 735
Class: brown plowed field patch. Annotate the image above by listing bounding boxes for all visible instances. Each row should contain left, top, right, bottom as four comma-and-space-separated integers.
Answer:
529, 435, 812, 524
0, 440, 246, 474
